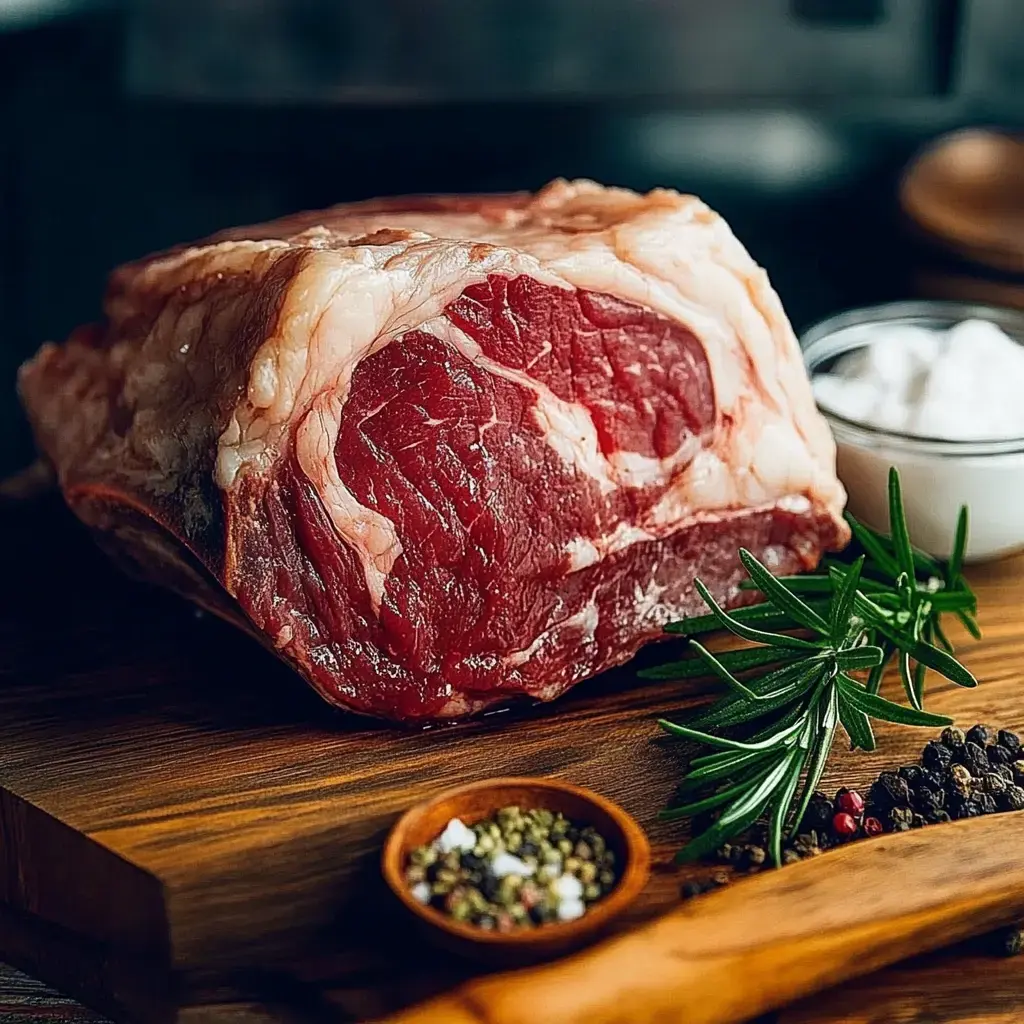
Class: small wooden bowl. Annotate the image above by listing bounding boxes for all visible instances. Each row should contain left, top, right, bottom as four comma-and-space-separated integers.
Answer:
381, 777, 651, 965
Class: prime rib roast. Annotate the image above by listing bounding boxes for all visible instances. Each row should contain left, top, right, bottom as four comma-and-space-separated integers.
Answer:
19, 179, 848, 722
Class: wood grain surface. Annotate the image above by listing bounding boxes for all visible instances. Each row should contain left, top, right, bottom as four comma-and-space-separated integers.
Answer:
4, 494, 1024, 1023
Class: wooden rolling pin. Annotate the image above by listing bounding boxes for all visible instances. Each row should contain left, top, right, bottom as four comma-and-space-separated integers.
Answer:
381, 811, 1024, 1024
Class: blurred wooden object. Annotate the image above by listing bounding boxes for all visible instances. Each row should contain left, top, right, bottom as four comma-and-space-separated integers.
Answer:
902, 129, 1024, 308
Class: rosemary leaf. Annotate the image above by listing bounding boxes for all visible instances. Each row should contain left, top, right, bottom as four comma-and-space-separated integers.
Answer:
949, 505, 969, 581
662, 601, 810, 638
788, 686, 839, 841
956, 609, 983, 641
638, 644, 797, 681
835, 645, 885, 671
657, 715, 804, 752
829, 555, 864, 640
693, 580, 824, 651
836, 674, 952, 727
837, 699, 876, 752
888, 468, 918, 581
738, 549, 830, 634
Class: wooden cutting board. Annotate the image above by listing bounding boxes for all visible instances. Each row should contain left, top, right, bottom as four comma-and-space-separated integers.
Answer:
4, 495, 1024, 1024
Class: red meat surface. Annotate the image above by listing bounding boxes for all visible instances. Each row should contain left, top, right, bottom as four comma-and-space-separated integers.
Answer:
19, 179, 848, 721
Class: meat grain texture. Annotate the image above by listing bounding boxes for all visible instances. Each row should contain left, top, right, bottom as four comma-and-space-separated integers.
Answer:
19, 179, 848, 721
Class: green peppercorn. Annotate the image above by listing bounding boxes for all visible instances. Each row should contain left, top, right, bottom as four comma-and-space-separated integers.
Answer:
575, 841, 593, 860
599, 869, 616, 887
579, 861, 598, 884
557, 838, 573, 856
583, 882, 602, 901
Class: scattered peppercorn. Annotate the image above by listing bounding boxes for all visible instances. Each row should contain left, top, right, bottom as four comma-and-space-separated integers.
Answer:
832, 811, 858, 837
693, 723, 1024, 957
405, 807, 617, 929
802, 792, 834, 831
966, 724, 992, 747
923, 741, 953, 774
998, 786, 1024, 812
836, 789, 865, 815
941, 726, 967, 748
999, 730, 1022, 755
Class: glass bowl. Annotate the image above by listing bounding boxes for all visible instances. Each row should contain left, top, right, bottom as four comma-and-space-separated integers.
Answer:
801, 300, 1024, 563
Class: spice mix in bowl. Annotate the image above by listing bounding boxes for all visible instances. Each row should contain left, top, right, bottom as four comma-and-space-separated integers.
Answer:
382, 777, 650, 964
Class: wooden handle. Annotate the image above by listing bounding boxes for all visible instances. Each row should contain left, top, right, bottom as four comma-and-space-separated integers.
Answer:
380, 811, 1024, 1024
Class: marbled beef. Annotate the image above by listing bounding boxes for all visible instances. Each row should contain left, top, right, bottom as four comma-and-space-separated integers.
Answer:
18, 179, 848, 721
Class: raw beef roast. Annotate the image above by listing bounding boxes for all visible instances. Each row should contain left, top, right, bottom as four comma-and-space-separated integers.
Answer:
19, 179, 848, 721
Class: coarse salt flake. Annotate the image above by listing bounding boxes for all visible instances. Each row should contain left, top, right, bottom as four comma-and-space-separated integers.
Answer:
435, 817, 476, 854
812, 319, 1024, 442
556, 897, 586, 922
410, 882, 431, 905
550, 873, 584, 902
490, 852, 536, 879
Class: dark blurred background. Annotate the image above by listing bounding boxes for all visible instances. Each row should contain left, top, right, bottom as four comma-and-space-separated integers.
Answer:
1, 0, 1022, 474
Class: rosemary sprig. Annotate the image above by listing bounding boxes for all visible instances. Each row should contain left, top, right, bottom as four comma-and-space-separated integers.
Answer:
651, 467, 979, 866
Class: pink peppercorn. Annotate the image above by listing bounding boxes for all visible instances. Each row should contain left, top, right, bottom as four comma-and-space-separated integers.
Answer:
832, 811, 858, 837
862, 816, 884, 837
836, 789, 865, 815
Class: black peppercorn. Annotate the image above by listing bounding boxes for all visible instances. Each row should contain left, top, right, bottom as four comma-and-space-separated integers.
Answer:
912, 784, 944, 812
919, 769, 946, 791
982, 772, 1009, 794
999, 730, 1022, 755
966, 724, 992, 747
800, 792, 834, 832
973, 793, 999, 815
998, 786, 1024, 812
989, 744, 1014, 766
911, 813, 927, 828
946, 793, 969, 819
1014, 760, 1024, 786
995, 764, 1015, 783
922, 741, 953, 773
870, 772, 911, 810
681, 881, 707, 899
960, 741, 989, 775
940, 726, 967, 748
898, 765, 923, 785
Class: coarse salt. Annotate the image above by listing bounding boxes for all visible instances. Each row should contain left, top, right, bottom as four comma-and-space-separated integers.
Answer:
410, 882, 431, 905
435, 817, 477, 854
550, 873, 584, 902
812, 319, 1024, 442
556, 897, 586, 922
490, 852, 536, 878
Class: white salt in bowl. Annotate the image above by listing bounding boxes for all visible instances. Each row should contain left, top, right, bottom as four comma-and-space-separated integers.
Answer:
802, 300, 1024, 563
